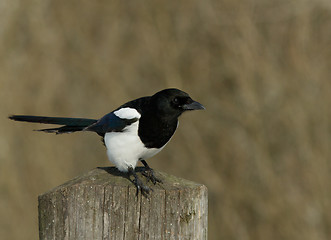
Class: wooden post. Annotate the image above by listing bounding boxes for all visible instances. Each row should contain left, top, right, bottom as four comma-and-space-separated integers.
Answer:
38, 167, 208, 240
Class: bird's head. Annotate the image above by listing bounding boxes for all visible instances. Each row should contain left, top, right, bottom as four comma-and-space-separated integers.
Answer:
150, 88, 205, 119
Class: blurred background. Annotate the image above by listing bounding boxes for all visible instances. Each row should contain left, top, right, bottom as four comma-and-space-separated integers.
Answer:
1, 0, 331, 239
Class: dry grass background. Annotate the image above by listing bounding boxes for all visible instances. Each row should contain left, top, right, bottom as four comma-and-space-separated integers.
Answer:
1, 0, 331, 239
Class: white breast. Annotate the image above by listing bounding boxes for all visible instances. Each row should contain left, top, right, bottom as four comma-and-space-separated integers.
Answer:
104, 108, 164, 172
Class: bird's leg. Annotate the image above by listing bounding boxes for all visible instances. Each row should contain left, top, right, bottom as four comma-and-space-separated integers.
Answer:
128, 166, 150, 196
140, 159, 163, 184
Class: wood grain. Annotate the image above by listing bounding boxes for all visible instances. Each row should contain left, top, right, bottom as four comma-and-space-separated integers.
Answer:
38, 167, 208, 240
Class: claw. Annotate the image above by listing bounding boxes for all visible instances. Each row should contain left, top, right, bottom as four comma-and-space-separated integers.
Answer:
142, 169, 163, 184
133, 176, 150, 195
140, 159, 162, 184
128, 167, 151, 196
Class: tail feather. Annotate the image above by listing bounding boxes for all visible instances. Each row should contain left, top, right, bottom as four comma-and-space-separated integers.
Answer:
35, 125, 92, 134
9, 115, 98, 134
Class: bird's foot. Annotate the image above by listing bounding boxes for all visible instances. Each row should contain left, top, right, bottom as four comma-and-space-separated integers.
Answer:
142, 168, 163, 185
128, 167, 151, 196
140, 159, 162, 184
133, 176, 151, 196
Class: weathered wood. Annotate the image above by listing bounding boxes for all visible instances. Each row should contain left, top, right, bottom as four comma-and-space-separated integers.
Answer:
38, 167, 208, 240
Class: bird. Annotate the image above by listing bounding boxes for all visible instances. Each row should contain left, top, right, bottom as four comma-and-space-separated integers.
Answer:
9, 88, 205, 194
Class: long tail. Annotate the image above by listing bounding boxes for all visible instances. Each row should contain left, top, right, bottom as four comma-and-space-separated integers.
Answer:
9, 115, 98, 134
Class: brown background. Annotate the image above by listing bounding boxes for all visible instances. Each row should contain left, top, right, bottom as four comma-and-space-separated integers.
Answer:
1, 0, 331, 239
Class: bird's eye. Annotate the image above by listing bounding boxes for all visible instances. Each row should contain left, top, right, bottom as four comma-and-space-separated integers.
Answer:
173, 97, 179, 104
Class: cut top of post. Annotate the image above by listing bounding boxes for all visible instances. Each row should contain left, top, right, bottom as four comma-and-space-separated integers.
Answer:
43, 167, 204, 194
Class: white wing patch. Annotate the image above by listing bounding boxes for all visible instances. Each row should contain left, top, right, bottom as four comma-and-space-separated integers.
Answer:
114, 107, 141, 119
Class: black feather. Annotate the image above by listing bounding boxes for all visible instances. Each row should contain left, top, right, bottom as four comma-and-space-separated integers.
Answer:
9, 115, 97, 126
35, 126, 89, 134
9, 115, 97, 134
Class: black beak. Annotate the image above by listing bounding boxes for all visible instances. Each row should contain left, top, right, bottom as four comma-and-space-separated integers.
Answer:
182, 101, 205, 110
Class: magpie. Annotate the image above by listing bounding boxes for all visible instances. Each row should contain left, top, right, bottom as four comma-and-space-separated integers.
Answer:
9, 88, 204, 194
